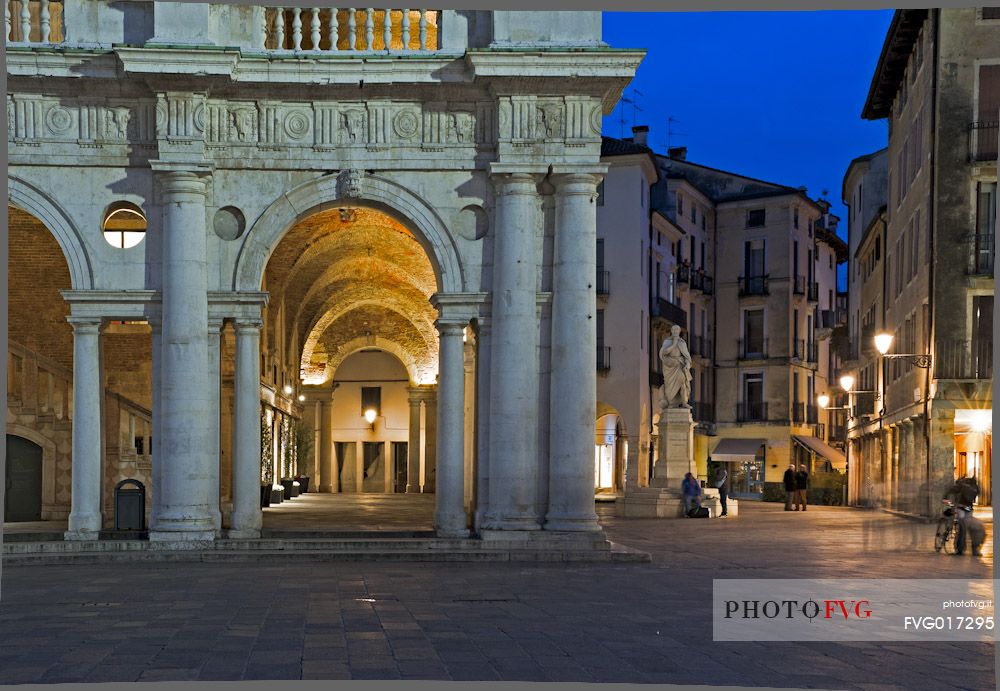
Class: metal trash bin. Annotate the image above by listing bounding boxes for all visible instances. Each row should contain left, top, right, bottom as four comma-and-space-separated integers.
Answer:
114, 479, 146, 531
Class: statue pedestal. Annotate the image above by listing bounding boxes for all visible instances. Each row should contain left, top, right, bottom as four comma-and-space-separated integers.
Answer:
650, 407, 695, 489
616, 407, 695, 519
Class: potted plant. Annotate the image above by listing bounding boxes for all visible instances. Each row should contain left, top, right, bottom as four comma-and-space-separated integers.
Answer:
293, 420, 314, 493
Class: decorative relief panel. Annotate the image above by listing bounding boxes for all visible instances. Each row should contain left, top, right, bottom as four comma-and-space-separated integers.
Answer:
338, 107, 367, 145
366, 102, 391, 149
392, 108, 420, 142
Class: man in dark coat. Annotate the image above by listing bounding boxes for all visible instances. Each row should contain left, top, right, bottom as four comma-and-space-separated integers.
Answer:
783, 464, 796, 511
794, 464, 809, 511
943, 476, 981, 555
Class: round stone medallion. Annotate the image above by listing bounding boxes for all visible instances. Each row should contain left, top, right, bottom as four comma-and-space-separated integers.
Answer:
393, 110, 419, 139
213, 206, 246, 241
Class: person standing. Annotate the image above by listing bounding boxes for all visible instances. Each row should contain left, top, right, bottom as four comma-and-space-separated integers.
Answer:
713, 465, 729, 517
682, 472, 702, 516
794, 464, 809, 511
783, 464, 796, 511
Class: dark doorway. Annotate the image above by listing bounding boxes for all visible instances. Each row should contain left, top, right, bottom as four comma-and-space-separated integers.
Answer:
4, 435, 43, 522
392, 442, 408, 493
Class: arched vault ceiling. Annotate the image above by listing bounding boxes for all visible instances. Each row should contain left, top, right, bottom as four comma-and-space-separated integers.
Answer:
305, 304, 437, 385
265, 206, 439, 387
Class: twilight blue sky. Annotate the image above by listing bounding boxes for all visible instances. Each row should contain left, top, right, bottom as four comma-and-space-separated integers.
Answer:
601, 10, 893, 258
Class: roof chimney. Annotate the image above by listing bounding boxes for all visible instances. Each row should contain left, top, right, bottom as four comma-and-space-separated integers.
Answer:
631, 125, 649, 147
668, 146, 687, 161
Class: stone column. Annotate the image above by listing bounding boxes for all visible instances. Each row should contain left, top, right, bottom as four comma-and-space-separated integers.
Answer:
230, 318, 263, 539
545, 170, 603, 532
463, 338, 476, 513
406, 387, 422, 493
206, 317, 225, 535
65, 317, 103, 541
474, 318, 492, 529
149, 317, 162, 529
319, 398, 335, 492
483, 168, 544, 531
434, 319, 469, 537
423, 388, 437, 493
150, 170, 215, 541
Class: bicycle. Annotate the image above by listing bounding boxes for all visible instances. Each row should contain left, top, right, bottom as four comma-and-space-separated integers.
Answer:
934, 499, 969, 554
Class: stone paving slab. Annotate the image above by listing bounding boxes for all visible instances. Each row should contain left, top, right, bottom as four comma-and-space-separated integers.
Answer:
0, 501, 994, 689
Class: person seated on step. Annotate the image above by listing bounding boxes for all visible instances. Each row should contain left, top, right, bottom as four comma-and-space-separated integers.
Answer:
682, 472, 702, 517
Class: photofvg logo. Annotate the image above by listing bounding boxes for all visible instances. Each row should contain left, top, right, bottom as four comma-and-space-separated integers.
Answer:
713, 579, 998, 642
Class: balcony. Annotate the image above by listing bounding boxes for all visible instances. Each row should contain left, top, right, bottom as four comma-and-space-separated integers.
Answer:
854, 391, 877, 417
807, 281, 819, 302
935, 338, 993, 380
702, 274, 714, 296
793, 275, 806, 295
690, 270, 704, 291
792, 402, 805, 423
597, 346, 611, 372
738, 337, 768, 360
651, 297, 687, 330
737, 401, 768, 422
738, 274, 769, 297
968, 234, 995, 276
263, 8, 441, 52
818, 309, 837, 330
806, 341, 818, 363
689, 335, 702, 356
596, 270, 610, 296
677, 263, 691, 284
700, 337, 713, 359
969, 121, 999, 163
691, 400, 715, 423
806, 403, 818, 425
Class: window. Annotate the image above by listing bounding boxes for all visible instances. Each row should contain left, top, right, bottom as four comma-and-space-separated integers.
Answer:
596, 180, 605, 207
744, 239, 766, 278
690, 204, 696, 224
690, 237, 695, 265
701, 212, 706, 231
743, 372, 764, 405
829, 252, 833, 270
984, 8, 1000, 19
597, 309, 605, 349
102, 202, 147, 248
596, 239, 605, 272
744, 309, 765, 354
361, 387, 381, 417
677, 192, 684, 216
700, 241, 705, 270
793, 207, 799, 229
746, 208, 766, 228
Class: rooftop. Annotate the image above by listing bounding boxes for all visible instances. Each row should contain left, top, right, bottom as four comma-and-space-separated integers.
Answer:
861, 10, 929, 120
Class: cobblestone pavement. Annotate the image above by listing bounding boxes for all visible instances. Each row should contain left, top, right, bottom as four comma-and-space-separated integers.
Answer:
0, 501, 993, 689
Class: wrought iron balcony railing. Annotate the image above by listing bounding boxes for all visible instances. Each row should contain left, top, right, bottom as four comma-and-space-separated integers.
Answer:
651, 297, 687, 330
690, 400, 715, 423
677, 263, 691, 284
969, 121, 999, 163
701, 274, 714, 296
935, 338, 992, 380
793, 275, 806, 295
806, 403, 818, 425
807, 281, 819, 302
596, 270, 610, 296
738, 337, 768, 360
792, 402, 805, 423
739, 274, 769, 296
737, 401, 768, 422
968, 233, 995, 276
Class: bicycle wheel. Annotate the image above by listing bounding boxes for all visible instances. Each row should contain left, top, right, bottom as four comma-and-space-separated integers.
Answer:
934, 518, 951, 552
948, 521, 964, 555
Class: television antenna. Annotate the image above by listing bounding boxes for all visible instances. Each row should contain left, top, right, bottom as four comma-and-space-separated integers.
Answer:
667, 116, 688, 150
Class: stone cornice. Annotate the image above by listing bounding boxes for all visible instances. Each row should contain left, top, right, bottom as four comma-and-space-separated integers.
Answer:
115, 47, 241, 77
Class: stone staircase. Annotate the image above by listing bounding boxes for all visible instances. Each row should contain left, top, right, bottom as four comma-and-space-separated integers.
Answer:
1, 533, 651, 565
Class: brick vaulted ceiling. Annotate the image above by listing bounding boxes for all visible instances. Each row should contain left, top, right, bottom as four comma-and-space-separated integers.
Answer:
264, 206, 439, 386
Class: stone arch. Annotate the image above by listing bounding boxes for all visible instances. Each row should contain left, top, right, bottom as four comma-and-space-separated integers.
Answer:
325, 336, 423, 385
7, 175, 94, 290
234, 173, 464, 294
5, 424, 59, 519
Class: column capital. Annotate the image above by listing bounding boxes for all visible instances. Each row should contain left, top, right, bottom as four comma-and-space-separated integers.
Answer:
207, 316, 226, 332
408, 385, 437, 402
489, 165, 547, 194
153, 168, 210, 198
548, 166, 608, 194
430, 292, 487, 323
435, 319, 468, 338
233, 318, 264, 332
66, 316, 103, 333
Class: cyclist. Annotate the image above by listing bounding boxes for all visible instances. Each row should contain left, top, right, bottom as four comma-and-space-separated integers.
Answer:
942, 475, 979, 555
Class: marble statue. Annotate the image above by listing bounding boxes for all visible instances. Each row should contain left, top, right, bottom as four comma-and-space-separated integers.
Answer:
659, 324, 692, 409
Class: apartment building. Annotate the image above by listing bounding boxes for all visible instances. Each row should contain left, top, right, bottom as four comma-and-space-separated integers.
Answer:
596, 129, 847, 500
845, 8, 997, 514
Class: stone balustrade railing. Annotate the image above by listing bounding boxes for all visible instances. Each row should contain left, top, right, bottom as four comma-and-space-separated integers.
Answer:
8, 341, 73, 421
5, 0, 63, 45
261, 7, 439, 52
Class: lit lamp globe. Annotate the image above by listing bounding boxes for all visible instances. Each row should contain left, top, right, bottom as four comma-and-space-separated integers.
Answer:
283, 384, 293, 395
817, 393, 831, 409
839, 374, 855, 393
874, 332, 894, 355
364, 408, 377, 425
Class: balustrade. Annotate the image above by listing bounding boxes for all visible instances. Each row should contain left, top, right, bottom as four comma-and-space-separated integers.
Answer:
261, 7, 439, 52
5, 0, 63, 45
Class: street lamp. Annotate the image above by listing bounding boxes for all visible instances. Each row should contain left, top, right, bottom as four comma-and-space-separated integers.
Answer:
873, 331, 932, 368
364, 407, 377, 430
817, 393, 849, 411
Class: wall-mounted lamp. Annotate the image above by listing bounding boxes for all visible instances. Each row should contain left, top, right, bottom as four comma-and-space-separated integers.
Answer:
283, 384, 293, 395
298, 394, 306, 402
873, 331, 932, 368
364, 407, 377, 430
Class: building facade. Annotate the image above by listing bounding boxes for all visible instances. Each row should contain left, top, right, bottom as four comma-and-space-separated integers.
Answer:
595, 131, 848, 501
4, 4, 643, 540
845, 8, 997, 515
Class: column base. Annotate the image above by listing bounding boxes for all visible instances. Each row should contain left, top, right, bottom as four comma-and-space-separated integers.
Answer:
406, 485, 421, 493
64, 529, 100, 541
319, 484, 334, 493
479, 516, 541, 531
615, 488, 684, 518
436, 527, 470, 539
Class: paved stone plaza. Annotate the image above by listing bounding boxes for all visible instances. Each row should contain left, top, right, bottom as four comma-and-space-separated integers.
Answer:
0, 502, 993, 688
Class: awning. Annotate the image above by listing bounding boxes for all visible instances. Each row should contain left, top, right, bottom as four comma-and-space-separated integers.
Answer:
792, 435, 847, 467
710, 438, 765, 463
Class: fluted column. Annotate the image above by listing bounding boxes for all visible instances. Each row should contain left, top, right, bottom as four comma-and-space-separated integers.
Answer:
483, 168, 544, 531
65, 317, 103, 540
544, 169, 603, 531
423, 388, 437, 492
207, 317, 225, 535
434, 319, 469, 537
319, 398, 335, 492
230, 318, 263, 539
150, 169, 214, 541
406, 387, 422, 493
